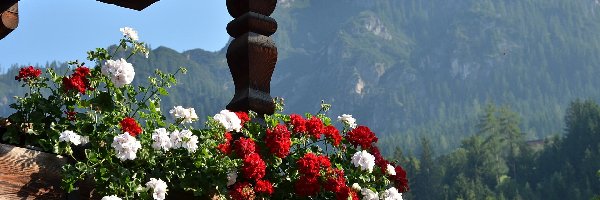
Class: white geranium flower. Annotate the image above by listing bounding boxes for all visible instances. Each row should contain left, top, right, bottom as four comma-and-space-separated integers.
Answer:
59, 130, 82, 146
351, 150, 376, 173
338, 114, 357, 129
152, 128, 172, 151
120, 27, 139, 41
169, 129, 184, 149
169, 106, 198, 124
386, 164, 397, 176
180, 129, 199, 153
80, 136, 89, 145
101, 195, 122, 200
168, 129, 197, 153
361, 188, 379, 200
102, 58, 135, 87
111, 133, 142, 161
146, 178, 168, 200
213, 110, 242, 132
380, 187, 403, 200
351, 183, 362, 191
227, 170, 238, 186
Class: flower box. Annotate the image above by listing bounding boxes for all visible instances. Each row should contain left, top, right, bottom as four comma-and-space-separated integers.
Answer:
96, 0, 159, 11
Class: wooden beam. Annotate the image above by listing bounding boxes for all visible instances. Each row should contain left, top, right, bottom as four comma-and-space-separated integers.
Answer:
225, 0, 278, 116
96, 0, 160, 11
0, 1, 18, 40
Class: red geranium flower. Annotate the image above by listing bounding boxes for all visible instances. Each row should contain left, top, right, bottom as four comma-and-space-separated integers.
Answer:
324, 169, 346, 194
334, 186, 354, 200
230, 182, 255, 200
62, 67, 93, 94
345, 126, 378, 149
235, 111, 250, 127
265, 124, 292, 158
234, 137, 257, 158
254, 179, 274, 195
294, 176, 320, 197
318, 155, 331, 169
217, 132, 233, 155
65, 111, 77, 121
297, 153, 323, 178
324, 125, 342, 146
120, 117, 142, 136
392, 165, 410, 192
241, 153, 266, 180
15, 66, 42, 81
306, 116, 324, 139
289, 114, 307, 133
74, 66, 91, 76
369, 146, 390, 172
348, 189, 360, 200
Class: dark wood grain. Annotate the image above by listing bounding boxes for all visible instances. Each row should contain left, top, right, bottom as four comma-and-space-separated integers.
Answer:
96, 0, 159, 11
226, 0, 277, 18
0, 2, 18, 40
226, 0, 279, 116
227, 12, 278, 38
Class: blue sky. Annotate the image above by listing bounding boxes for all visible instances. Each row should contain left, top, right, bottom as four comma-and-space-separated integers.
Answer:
0, 0, 231, 72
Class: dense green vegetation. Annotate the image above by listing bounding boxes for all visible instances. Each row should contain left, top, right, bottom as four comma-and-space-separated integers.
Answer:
395, 101, 600, 200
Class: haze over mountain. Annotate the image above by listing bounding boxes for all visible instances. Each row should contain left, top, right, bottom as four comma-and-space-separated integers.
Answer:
3, 0, 600, 155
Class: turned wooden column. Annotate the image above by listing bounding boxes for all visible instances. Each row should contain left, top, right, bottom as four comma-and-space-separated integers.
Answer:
0, 1, 18, 40
225, 0, 278, 116
96, 0, 159, 11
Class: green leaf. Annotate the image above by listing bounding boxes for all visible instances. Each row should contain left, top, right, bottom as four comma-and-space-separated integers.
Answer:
157, 87, 169, 96
91, 92, 115, 112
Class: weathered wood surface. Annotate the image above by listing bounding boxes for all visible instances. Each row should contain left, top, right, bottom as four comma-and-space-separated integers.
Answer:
0, 1, 18, 40
96, 0, 160, 11
0, 143, 67, 199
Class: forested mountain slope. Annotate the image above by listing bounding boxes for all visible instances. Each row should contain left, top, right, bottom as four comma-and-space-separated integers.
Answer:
4, 0, 600, 155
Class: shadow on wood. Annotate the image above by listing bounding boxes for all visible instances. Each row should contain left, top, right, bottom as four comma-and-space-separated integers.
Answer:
0, 143, 66, 199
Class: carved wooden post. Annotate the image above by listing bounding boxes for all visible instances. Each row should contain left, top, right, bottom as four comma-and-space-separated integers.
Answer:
0, 1, 18, 40
225, 0, 278, 116
96, 0, 159, 11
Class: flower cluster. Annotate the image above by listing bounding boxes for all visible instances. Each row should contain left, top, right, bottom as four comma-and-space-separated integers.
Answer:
338, 114, 358, 129
214, 110, 242, 132
265, 124, 292, 158
352, 150, 376, 173
169, 106, 198, 124
214, 110, 410, 199
120, 117, 142, 137
346, 125, 378, 149
145, 178, 168, 200
59, 130, 88, 146
102, 58, 135, 87
101, 195, 122, 200
111, 133, 142, 161
15, 66, 41, 81
62, 66, 93, 94
6, 28, 409, 200
152, 129, 200, 153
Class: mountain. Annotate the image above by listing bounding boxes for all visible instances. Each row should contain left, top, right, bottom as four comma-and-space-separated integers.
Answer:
4, 0, 600, 155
